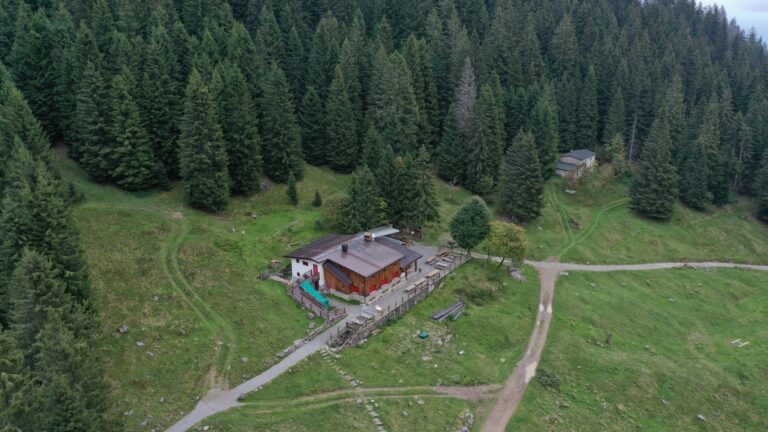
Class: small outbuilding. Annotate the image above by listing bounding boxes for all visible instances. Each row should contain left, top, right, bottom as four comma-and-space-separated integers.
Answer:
555, 149, 596, 179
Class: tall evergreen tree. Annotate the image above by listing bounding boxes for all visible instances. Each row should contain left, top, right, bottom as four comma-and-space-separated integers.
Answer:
325, 66, 358, 173
300, 86, 326, 165
108, 68, 163, 191
211, 63, 262, 195
74, 62, 111, 182
402, 147, 440, 233
464, 86, 503, 195
529, 83, 559, 177
603, 87, 626, 144
756, 155, 768, 222
606, 134, 627, 176
178, 69, 230, 212
260, 62, 303, 182
630, 117, 679, 220
454, 57, 477, 134
360, 122, 384, 174
499, 130, 544, 222
680, 139, 711, 211
286, 172, 298, 205
438, 105, 464, 184
577, 66, 598, 150
308, 12, 341, 97
341, 165, 385, 233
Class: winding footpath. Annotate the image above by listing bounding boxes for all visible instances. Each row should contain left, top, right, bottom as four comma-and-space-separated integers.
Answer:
480, 259, 768, 432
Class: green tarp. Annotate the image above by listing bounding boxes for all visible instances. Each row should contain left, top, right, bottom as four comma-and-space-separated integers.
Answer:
300, 280, 330, 309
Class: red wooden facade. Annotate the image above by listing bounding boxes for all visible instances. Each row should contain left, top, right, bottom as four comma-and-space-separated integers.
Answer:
324, 260, 402, 297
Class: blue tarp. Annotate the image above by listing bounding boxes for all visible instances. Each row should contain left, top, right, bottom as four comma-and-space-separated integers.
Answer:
300, 280, 330, 309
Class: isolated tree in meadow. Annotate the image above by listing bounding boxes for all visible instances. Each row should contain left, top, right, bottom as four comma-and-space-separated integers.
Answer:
606, 134, 627, 176
326, 65, 358, 173
286, 172, 298, 205
312, 190, 323, 207
179, 69, 230, 212
487, 221, 528, 267
211, 63, 262, 195
341, 165, 386, 233
437, 105, 464, 184
450, 197, 491, 253
630, 117, 679, 220
260, 62, 303, 182
109, 68, 163, 191
499, 131, 544, 222
300, 86, 326, 165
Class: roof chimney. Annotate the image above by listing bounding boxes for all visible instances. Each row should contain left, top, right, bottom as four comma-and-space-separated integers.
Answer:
363, 232, 374, 242
341, 243, 349, 253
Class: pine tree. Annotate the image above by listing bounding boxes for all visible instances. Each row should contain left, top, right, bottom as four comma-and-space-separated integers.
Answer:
325, 65, 358, 173
529, 83, 559, 177
680, 139, 711, 211
499, 131, 544, 222
0, 325, 23, 429
450, 197, 490, 253
437, 105, 464, 184
74, 62, 111, 181
360, 122, 384, 174
630, 117, 679, 220
341, 165, 385, 233
211, 63, 262, 195
308, 13, 341, 97
255, 3, 284, 65
179, 69, 230, 212
402, 147, 440, 233
2, 84, 52, 164
286, 172, 298, 205
260, 62, 303, 182
312, 190, 322, 207
109, 68, 162, 191
300, 86, 326, 165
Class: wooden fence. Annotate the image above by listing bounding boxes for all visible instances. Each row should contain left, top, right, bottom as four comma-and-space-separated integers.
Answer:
285, 284, 346, 322
329, 252, 470, 349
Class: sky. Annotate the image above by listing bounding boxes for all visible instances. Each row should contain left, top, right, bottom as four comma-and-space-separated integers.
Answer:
707, 1, 768, 40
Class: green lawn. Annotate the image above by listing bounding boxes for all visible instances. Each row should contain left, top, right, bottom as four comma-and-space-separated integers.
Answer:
511, 268, 768, 431
527, 170, 768, 264
376, 397, 482, 432
204, 401, 374, 431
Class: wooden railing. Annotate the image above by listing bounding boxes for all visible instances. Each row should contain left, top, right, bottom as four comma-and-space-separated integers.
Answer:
285, 284, 345, 322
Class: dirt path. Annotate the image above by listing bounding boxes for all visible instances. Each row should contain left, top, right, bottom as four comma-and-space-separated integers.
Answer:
480, 259, 768, 432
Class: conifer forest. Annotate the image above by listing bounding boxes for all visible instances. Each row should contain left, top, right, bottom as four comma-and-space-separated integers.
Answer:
1, 0, 768, 430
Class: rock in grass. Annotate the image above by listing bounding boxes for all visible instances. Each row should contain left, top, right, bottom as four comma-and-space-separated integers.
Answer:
118, 325, 129, 334
697, 415, 706, 422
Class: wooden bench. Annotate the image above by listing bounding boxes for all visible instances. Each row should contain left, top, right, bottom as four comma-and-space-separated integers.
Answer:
425, 255, 438, 264
426, 270, 440, 280
435, 261, 449, 270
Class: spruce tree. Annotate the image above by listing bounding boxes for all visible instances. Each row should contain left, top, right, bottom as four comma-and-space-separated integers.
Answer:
603, 87, 626, 144
179, 69, 230, 212
464, 86, 503, 195
312, 190, 323, 207
680, 139, 711, 211
260, 62, 303, 182
341, 165, 385, 233
402, 147, 440, 233
109, 68, 162, 191
360, 122, 384, 174
499, 131, 544, 222
454, 57, 477, 133
606, 134, 627, 176
756, 155, 768, 222
286, 172, 298, 205
438, 104, 464, 184
325, 65, 358, 173
577, 67, 598, 150
300, 86, 326, 166
211, 63, 262, 196
529, 83, 559, 177
630, 117, 679, 220
450, 197, 491, 253
74, 62, 111, 181
0, 325, 23, 429
308, 13, 341, 97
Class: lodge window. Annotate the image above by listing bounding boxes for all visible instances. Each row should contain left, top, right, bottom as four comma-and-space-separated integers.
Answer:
296, 271, 300, 276
295, 258, 299, 263
302, 261, 308, 266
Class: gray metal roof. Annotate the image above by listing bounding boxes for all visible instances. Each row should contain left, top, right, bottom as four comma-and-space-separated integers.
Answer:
556, 161, 578, 171
563, 149, 596, 160
375, 236, 423, 268
284, 234, 355, 260
324, 238, 405, 278
368, 225, 399, 238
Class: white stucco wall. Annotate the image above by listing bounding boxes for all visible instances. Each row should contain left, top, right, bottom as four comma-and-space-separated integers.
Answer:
289, 258, 327, 287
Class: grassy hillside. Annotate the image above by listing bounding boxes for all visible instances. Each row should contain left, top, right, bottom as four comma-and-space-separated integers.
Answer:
527, 170, 768, 264
511, 268, 768, 431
